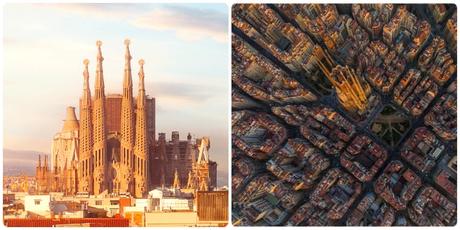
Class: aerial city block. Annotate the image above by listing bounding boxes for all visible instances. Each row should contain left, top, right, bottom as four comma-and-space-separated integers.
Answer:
231, 4, 457, 226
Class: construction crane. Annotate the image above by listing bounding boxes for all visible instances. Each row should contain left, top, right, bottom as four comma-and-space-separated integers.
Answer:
186, 137, 212, 191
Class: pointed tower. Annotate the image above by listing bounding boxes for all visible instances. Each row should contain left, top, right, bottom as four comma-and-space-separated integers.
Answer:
44, 155, 48, 170
92, 40, 108, 195
43, 155, 50, 193
134, 59, 149, 197
35, 155, 43, 193
120, 39, 135, 194
78, 58, 93, 193
173, 168, 181, 189
186, 170, 193, 189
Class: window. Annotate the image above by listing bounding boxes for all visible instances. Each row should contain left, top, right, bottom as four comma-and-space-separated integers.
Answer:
34, 199, 41, 205
110, 200, 119, 206
95, 200, 102, 205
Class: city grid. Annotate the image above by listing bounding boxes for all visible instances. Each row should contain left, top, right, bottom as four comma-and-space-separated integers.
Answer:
231, 4, 457, 226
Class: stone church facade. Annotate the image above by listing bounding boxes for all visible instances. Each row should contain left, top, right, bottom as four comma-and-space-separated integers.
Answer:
37, 40, 218, 198
46, 40, 154, 198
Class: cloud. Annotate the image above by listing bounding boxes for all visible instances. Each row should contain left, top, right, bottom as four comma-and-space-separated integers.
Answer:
43, 4, 228, 43
148, 81, 219, 103
42, 3, 137, 20
131, 6, 227, 43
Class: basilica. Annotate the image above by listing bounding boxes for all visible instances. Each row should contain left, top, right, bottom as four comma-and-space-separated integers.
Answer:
36, 40, 217, 198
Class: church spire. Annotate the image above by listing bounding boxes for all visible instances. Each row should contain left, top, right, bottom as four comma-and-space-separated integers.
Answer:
134, 58, 149, 198
82, 59, 91, 106
92, 40, 107, 195
138, 59, 146, 106
173, 168, 181, 189
120, 39, 135, 194
124, 39, 133, 86
186, 170, 193, 189
78, 58, 93, 194
44, 155, 48, 169
94, 40, 105, 99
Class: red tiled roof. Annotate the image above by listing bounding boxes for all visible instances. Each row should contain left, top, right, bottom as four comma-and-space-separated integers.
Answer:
4, 218, 129, 227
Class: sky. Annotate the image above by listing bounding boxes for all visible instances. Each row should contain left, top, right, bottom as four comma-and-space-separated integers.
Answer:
3, 3, 229, 185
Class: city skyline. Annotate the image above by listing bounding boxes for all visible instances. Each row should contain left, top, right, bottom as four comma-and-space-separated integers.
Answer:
3, 3, 229, 186
3, 2, 458, 228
